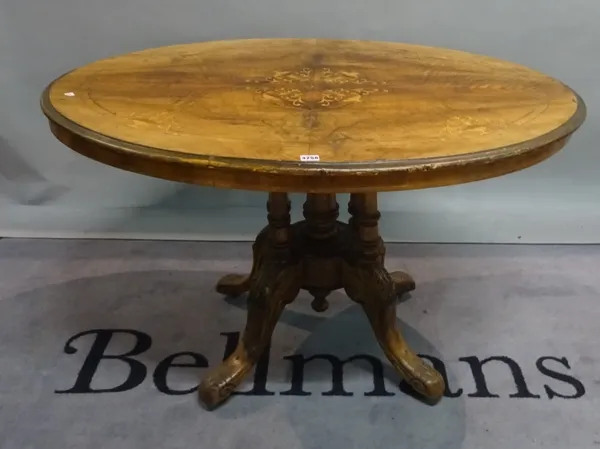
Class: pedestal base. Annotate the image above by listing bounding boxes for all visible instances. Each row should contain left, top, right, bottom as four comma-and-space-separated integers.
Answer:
198, 193, 445, 409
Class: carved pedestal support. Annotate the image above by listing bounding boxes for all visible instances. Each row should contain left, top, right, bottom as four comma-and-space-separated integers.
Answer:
199, 192, 445, 409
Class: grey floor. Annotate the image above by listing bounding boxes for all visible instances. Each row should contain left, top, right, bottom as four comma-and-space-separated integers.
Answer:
0, 238, 599, 449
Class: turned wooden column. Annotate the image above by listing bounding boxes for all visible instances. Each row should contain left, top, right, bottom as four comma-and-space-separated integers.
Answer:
301, 193, 340, 311
303, 193, 339, 240
348, 193, 383, 264
267, 192, 292, 252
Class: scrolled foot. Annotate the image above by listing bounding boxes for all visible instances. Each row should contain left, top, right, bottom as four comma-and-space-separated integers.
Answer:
389, 270, 416, 296
343, 263, 445, 401
198, 345, 253, 409
215, 273, 251, 297
199, 258, 301, 409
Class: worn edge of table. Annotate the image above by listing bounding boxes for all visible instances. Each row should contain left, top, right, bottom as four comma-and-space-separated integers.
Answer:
40, 79, 587, 194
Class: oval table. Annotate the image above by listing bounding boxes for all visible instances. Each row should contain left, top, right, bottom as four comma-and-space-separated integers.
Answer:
40, 38, 586, 410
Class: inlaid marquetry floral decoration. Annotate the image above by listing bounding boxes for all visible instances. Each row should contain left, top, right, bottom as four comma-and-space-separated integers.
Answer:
246, 67, 388, 109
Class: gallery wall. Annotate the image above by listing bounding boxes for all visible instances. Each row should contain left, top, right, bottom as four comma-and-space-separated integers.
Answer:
0, 0, 598, 243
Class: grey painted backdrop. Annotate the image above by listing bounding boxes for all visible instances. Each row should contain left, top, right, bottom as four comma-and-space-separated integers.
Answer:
0, 0, 598, 242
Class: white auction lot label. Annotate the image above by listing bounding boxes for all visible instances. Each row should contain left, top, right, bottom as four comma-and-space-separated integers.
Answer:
300, 155, 320, 162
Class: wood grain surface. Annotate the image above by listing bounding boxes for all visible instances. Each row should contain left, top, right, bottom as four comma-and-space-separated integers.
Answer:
41, 38, 586, 193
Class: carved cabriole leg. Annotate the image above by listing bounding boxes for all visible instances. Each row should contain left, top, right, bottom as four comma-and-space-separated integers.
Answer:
343, 193, 445, 400
198, 193, 301, 409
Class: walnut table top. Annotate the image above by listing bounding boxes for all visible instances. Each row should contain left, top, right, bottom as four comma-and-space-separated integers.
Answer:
41, 38, 585, 193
